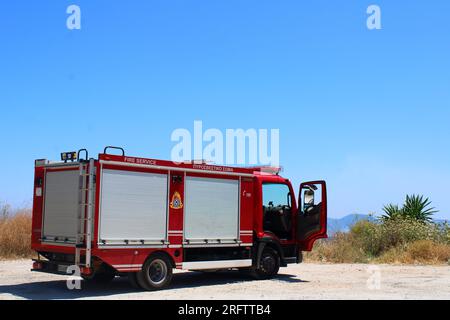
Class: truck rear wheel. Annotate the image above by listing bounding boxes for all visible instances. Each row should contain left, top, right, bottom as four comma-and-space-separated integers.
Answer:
252, 247, 280, 280
136, 254, 173, 291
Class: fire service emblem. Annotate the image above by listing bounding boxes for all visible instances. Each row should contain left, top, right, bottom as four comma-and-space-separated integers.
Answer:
170, 191, 183, 209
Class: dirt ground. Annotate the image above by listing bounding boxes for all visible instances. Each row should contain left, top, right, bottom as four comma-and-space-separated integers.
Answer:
0, 259, 449, 300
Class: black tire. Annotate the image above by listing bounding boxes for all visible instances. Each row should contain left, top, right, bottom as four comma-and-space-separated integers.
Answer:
251, 247, 280, 280
128, 272, 142, 289
82, 264, 116, 284
136, 254, 173, 291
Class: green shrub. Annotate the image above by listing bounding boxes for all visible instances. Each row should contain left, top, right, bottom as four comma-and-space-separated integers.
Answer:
306, 217, 450, 264
305, 232, 368, 263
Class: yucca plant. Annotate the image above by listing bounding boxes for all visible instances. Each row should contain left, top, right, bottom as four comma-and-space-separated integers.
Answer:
382, 204, 402, 221
402, 194, 437, 223
382, 195, 437, 223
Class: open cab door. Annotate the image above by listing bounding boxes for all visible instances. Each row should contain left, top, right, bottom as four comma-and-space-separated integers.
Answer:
297, 181, 327, 251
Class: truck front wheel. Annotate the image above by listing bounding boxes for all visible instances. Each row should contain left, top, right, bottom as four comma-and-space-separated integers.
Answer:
252, 247, 280, 280
136, 254, 173, 290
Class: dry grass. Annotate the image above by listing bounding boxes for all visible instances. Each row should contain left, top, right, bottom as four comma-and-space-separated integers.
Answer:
0, 209, 33, 260
305, 218, 450, 265
303, 232, 368, 263
376, 240, 450, 264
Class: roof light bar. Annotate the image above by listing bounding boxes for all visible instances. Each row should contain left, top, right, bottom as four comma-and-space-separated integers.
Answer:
61, 151, 77, 163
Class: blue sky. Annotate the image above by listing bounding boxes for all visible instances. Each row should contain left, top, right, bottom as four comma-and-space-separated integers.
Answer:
0, 1, 449, 219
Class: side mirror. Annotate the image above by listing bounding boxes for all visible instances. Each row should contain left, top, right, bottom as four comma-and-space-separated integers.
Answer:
303, 189, 315, 210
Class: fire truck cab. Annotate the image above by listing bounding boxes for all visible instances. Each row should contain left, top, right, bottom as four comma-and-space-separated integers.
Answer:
31, 147, 327, 290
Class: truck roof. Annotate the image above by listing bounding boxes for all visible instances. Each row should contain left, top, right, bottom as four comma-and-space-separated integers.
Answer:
99, 154, 282, 178
36, 153, 282, 178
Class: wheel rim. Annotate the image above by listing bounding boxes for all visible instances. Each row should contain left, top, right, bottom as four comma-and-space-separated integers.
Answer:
261, 254, 276, 274
148, 259, 168, 285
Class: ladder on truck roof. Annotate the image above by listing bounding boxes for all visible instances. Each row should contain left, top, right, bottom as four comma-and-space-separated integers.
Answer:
75, 158, 95, 269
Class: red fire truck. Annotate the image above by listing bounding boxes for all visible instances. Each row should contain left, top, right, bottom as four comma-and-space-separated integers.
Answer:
31, 147, 327, 290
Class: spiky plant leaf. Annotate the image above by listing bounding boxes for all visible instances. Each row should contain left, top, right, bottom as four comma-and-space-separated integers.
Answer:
382, 204, 402, 221
402, 194, 437, 223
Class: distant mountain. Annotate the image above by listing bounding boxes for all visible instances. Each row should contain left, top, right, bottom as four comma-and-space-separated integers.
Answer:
434, 219, 450, 226
327, 214, 375, 234
327, 214, 449, 234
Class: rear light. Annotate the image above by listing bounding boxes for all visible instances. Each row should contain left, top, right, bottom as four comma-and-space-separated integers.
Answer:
80, 267, 93, 275
32, 261, 43, 270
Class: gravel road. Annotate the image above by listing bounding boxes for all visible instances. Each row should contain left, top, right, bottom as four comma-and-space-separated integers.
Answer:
0, 259, 449, 300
